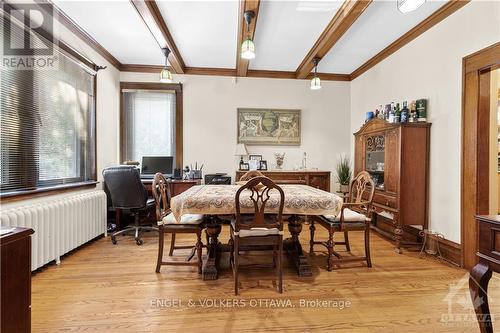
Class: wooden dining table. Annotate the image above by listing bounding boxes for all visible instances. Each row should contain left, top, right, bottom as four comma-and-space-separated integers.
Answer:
171, 184, 343, 280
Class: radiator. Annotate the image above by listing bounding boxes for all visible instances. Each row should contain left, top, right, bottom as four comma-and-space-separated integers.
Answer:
0, 190, 107, 271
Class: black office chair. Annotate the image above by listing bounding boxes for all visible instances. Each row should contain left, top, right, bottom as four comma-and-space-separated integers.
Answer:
103, 166, 158, 245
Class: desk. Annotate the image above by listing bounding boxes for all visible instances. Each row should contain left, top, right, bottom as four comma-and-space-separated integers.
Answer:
171, 184, 342, 280
141, 178, 202, 197
115, 179, 202, 230
469, 215, 500, 333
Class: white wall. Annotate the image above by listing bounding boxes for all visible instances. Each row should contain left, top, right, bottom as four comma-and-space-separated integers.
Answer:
350, 1, 500, 243
120, 72, 351, 189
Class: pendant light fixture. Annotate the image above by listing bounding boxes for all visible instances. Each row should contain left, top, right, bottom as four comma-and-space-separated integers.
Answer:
310, 57, 321, 90
241, 10, 256, 60
397, 0, 426, 13
159, 47, 173, 83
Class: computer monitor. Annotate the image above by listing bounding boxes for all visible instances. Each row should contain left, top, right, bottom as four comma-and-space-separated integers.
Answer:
141, 156, 173, 177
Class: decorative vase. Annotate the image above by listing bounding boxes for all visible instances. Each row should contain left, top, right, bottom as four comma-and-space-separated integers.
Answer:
339, 184, 349, 193
274, 153, 285, 169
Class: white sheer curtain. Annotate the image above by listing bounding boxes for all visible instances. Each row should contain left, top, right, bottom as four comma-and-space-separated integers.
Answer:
123, 90, 176, 164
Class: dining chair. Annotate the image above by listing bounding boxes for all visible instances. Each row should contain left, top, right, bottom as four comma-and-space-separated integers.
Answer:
309, 171, 375, 271
230, 176, 285, 295
152, 172, 205, 274
238, 170, 264, 181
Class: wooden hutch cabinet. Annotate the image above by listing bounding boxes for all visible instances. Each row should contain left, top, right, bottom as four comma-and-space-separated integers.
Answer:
354, 119, 431, 252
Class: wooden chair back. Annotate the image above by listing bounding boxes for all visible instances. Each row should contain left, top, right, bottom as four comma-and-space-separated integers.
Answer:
239, 170, 264, 181
235, 176, 284, 232
348, 171, 375, 206
152, 172, 171, 221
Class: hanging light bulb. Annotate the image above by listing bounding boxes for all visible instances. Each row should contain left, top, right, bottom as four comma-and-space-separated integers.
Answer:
159, 47, 173, 83
397, 0, 425, 13
241, 11, 256, 60
310, 57, 321, 90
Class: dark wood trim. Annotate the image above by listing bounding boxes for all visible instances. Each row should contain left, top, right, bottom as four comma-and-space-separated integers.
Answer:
296, 0, 372, 79
236, 0, 260, 77
130, 0, 185, 74
350, 0, 470, 80
424, 234, 462, 266
120, 65, 351, 81
461, 42, 500, 270
35, 0, 121, 69
0, 181, 98, 203
119, 82, 183, 169
120, 64, 166, 73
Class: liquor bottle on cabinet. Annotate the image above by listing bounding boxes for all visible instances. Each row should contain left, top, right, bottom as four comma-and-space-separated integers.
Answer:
401, 101, 409, 123
394, 103, 401, 123
417, 99, 427, 122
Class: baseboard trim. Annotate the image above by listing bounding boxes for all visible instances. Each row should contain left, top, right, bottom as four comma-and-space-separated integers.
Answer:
427, 234, 462, 267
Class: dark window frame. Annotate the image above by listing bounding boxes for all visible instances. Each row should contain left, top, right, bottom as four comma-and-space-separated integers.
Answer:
119, 82, 183, 170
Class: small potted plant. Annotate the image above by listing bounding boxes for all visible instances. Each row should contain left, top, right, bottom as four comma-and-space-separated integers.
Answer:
335, 155, 352, 193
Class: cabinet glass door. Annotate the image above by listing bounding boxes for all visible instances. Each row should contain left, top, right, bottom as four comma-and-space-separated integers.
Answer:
365, 135, 385, 190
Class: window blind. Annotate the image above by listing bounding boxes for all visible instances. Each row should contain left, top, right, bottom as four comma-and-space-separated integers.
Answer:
122, 90, 176, 166
0, 14, 96, 194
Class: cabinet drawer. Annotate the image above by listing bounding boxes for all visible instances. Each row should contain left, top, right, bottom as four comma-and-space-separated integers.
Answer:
373, 192, 398, 209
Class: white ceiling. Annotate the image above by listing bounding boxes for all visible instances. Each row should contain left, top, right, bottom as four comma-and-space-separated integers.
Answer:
249, 0, 343, 71
156, 0, 239, 68
53, 0, 164, 65
51, 0, 451, 74
319, 0, 447, 74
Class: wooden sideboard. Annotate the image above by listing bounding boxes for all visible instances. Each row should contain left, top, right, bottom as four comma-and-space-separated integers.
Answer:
469, 215, 500, 333
235, 170, 331, 192
1, 227, 34, 333
354, 119, 431, 252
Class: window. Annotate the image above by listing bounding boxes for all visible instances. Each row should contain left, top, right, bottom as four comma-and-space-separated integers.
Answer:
0, 11, 96, 196
120, 83, 183, 170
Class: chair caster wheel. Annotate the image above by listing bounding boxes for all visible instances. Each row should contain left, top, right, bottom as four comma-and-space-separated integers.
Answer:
136, 239, 144, 245
111, 237, 117, 245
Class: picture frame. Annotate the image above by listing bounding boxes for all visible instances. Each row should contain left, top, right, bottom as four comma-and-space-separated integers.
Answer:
239, 163, 249, 171
248, 159, 259, 171
249, 154, 262, 161
259, 160, 268, 171
237, 108, 301, 146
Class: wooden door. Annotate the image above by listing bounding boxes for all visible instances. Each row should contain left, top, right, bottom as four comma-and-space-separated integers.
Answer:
384, 128, 399, 194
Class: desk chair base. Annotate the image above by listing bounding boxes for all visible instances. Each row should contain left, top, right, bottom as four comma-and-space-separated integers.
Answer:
111, 212, 158, 245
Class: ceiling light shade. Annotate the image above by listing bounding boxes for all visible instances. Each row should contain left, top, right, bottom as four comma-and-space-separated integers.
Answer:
159, 68, 173, 83
397, 0, 425, 13
310, 77, 321, 90
241, 38, 255, 59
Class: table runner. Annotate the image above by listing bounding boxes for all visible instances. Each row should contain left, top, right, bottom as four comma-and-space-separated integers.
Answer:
171, 184, 342, 221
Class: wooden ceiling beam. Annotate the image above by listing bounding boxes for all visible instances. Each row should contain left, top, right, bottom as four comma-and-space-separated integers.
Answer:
130, 0, 185, 74
295, 0, 372, 79
350, 0, 470, 80
236, 0, 260, 77
120, 64, 351, 81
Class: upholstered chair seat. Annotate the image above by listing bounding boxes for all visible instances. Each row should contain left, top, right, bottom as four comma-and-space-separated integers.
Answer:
159, 213, 205, 225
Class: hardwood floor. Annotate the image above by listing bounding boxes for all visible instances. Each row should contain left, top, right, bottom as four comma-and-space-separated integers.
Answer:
32, 226, 499, 332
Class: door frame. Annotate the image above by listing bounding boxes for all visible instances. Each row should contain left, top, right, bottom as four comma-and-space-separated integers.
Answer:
461, 42, 500, 270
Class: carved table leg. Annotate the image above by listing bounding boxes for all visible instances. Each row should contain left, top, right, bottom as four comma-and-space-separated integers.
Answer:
203, 218, 222, 281
392, 217, 403, 254
469, 262, 493, 333
283, 215, 312, 277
